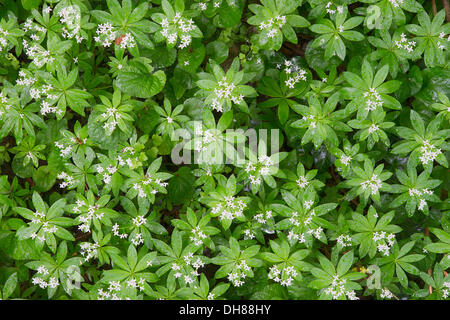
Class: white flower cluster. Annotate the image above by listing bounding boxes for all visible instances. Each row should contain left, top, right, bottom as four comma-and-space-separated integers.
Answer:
380, 288, 394, 299
0, 27, 9, 51
94, 23, 116, 47
21, 17, 53, 64
243, 228, 255, 240
259, 15, 286, 39
57, 172, 76, 188
437, 32, 449, 50
288, 207, 323, 241
15, 70, 37, 86
289, 210, 309, 228
340, 154, 352, 166
133, 174, 168, 198
23, 18, 46, 41
79, 242, 100, 262
98, 281, 128, 300
0, 92, 11, 118
360, 174, 382, 195
112, 223, 128, 239
443, 281, 450, 299
186, 252, 205, 270
190, 226, 207, 246
55, 137, 87, 158
306, 226, 323, 239
17, 74, 60, 118
304, 200, 314, 210
126, 277, 145, 291
287, 230, 305, 243
73, 200, 103, 233
131, 233, 144, 246
389, 0, 403, 8
172, 253, 205, 285
26, 210, 52, 242
30, 216, 57, 242
29, 210, 44, 224
101, 106, 123, 133
30, 84, 61, 117
131, 215, 147, 246
325, 2, 344, 15
117, 33, 136, 49
325, 275, 359, 300
394, 33, 416, 53
118, 146, 141, 168
193, 124, 217, 152
37, 266, 49, 275
211, 77, 244, 112
96, 164, 118, 184
211, 195, 247, 221
419, 140, 442, 165
31, 266, 59, 289
227, 260, 251, 287
368, 124, 379, 134
337, 234, 352, 247
23, 40, 54, 68
245, 155, 274, 185
160, 13, 196, 49
132, 215, 146, 227
408, 187, 433, 211
363, 88, 383, 112
58, 6, 83, 43
201, 0, 237, 10
254, 210, 273, 224
302, 114, 317, 129
282, 60, 307, 88
130, 216, 147, 246
32, 275, 59, 289
54, 140, 74, 158
96, 148, 140, 184
268, 265, 298, 287
373, 231, 395, 255
296, 175, 309, 188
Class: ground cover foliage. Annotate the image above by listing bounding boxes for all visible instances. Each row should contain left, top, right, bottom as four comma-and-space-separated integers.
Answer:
0, 0, 449, 300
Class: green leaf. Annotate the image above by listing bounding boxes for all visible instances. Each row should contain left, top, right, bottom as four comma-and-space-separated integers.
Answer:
167, 167, 194, 205
337, 251, 353, 276
425, 243, 450, 253
2, 272, 18, 299
115, 59, 166, 98
21, 0, 41, 10
410, 110, 425, 136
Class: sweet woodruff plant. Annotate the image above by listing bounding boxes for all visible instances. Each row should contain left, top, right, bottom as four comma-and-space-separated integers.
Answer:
0, 0, 449, 300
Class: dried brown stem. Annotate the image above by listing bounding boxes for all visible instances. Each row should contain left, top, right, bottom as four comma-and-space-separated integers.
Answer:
75, 231, 91, 242
281, 42, 305, 57
330, 165, 338, 184
427, 268, 433, 294
443, 0, 450, 21
321, 245, 331, 259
